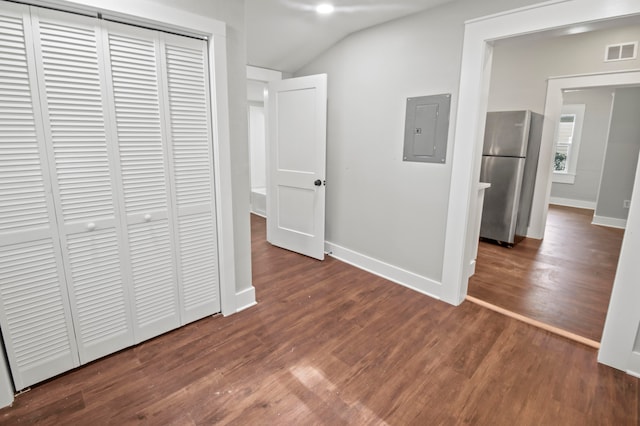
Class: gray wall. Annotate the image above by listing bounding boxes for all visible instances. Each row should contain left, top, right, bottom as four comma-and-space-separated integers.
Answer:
154, 0, 252, 293
550, 88, 614, 203
489, 25, 640, 113
294, 0, 544, 283
596, 87, 640, 220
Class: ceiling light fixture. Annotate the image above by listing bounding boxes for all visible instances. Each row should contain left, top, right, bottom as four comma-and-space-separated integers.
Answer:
316, 3, 335, 15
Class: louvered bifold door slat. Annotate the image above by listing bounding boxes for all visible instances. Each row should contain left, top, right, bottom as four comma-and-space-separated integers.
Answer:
104, 21, 180, 343
30, 8, 134, 364
0, 3, 80, 390
161, 34, 221, 324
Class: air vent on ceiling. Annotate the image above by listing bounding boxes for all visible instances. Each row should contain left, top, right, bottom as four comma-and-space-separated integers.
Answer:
604, 42, 637, 62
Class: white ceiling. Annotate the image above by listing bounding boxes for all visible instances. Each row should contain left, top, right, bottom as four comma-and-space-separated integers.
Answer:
245, 0, 456, 74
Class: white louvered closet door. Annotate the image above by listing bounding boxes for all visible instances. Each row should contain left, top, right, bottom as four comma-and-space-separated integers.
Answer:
30, 8, 135, 364
0, 2, 79, 390
103, 22, 181, 343
161, 34, 221, 324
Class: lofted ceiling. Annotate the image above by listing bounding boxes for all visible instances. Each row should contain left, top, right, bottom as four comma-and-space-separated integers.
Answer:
245, 0, 457, 74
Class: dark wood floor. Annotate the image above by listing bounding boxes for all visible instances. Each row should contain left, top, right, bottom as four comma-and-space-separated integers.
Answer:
469, 205, 624, 342
0, 213, 637, 424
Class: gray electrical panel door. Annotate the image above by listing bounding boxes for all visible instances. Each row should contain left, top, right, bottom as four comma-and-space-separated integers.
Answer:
403, 94, 450, 163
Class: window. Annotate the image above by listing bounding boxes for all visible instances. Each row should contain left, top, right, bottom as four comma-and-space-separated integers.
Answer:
553, 104, 585, 184
554, 114, 575, 173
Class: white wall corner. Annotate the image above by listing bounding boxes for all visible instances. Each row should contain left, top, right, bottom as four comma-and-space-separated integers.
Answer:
234, 287, 257, 314
441, 6, 503, 308
325, 241, 441, 300
592, 215, 627, 229
549, 196, 596, 210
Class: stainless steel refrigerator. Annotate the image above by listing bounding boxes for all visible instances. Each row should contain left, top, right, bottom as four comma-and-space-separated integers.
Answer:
479, 110, 543, 246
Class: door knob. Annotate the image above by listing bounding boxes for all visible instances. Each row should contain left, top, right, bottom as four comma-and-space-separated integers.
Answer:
314, 179, 322, 186
87, 222, 96, 231
144, 214, 152, 222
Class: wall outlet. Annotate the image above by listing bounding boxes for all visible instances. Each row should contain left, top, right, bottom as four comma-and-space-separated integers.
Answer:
624, 200, 631, 209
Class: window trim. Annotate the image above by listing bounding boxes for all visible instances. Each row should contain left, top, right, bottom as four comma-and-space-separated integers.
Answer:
552, 103, 586, 184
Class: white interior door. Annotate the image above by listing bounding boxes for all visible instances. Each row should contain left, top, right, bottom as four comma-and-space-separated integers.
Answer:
267, 74, 327, 260
0, 2, 80, 390
162, 33, 221, 323
104, 21, 181, 343
31, 8, 135, 364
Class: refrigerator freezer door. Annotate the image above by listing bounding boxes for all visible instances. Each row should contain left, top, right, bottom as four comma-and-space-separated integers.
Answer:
483, 111, 530, 157
515, 112, 544, 237
479, 156, 526, 244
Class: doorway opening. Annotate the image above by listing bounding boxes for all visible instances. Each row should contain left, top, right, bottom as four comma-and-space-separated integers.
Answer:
247, 66, 280, 218
469, 204, 625, 345
465, 21, 640, 345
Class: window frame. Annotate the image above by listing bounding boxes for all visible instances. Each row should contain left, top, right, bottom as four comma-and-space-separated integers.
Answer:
552, 103, 586, 184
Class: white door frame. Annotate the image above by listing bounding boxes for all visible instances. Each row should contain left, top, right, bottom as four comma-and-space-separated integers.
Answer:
246, 66, 282, 217
266, 74, 328, 260
442, 0, 640, 374
530, 70, 640, 240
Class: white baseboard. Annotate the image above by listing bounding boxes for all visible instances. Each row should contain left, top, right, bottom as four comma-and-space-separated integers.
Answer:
468, 259, 477, 278
235, 286, 257, 313
592, 215, 627, 229
324, 241, 441, 299
549, 196, 596, 210
250, 190, 266, 217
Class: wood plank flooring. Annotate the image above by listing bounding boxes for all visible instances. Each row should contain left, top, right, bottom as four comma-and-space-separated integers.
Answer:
0, 213, 637, 424
469, 205, 624, 342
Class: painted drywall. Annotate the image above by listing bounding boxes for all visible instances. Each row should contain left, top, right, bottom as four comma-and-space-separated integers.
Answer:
596, 87, 640, 220
294, 0, 544, 285
249, 105, 266, 190
247, 79, 266, 103
152, 0, 253, 294
550, 88, 614, 204
488, 24, 640, 113
247, 79, 267, 193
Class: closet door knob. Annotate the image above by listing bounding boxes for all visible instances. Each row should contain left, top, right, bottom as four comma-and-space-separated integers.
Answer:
144, 214, 152, 222
87, 222, 96, 231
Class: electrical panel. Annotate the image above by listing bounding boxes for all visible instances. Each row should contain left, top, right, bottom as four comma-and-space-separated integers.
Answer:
403, 94, 450, 163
